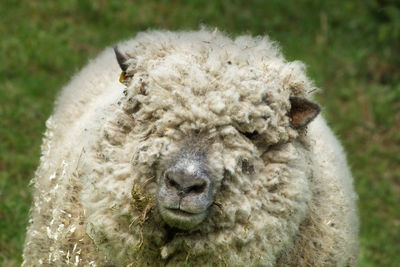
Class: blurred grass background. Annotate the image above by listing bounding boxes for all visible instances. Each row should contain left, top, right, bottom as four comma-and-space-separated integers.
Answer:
0, 0, 399, 266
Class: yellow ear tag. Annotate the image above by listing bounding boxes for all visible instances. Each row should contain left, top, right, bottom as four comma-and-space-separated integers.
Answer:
119, 71, 127, 83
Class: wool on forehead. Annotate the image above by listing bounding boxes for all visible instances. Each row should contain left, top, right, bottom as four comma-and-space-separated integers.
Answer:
118, 29, 314, 144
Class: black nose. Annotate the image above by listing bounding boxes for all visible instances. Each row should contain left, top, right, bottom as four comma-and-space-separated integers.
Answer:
164, 169, 209, 196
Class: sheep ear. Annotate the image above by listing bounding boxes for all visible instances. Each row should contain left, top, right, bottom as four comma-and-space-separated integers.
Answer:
114, 46, 129, 72
289, 97, 321, 128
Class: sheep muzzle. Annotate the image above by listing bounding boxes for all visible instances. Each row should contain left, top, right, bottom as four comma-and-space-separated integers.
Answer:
157, 148, 214, 231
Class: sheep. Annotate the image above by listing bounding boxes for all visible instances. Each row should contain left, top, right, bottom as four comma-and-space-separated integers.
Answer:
23, 29, 358, 266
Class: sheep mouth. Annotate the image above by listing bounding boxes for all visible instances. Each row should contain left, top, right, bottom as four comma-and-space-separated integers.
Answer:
159, 206, 208, 230
166, 208, 201, 217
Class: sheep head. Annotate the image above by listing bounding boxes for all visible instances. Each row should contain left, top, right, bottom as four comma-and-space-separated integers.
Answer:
112, 44, 320, 233
82, 31, 322, 264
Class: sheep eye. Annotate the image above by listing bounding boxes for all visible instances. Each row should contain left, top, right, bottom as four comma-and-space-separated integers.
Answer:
241, 131, 259, 140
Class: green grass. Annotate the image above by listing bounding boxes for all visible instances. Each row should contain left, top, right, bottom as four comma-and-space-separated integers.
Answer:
1, 0, 399, 266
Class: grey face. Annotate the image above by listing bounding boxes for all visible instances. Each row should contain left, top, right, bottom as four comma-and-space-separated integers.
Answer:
157, 148, 214, 231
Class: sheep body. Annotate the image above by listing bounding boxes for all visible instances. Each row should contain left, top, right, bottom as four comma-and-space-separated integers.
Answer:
23, 30, 358, 266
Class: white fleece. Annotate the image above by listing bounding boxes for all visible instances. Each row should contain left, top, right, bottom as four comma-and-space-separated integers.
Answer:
23, 29, 358, 266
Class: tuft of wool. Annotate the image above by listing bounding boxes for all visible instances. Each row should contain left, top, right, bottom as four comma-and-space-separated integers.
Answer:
23, 29, 358, 266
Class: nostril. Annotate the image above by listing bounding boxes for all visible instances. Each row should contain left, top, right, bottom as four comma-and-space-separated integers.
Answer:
165, 173, 180, 190
186, 181, 207, 194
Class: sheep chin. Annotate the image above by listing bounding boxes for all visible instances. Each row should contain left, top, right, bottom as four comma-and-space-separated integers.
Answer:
158, 205, 208, 231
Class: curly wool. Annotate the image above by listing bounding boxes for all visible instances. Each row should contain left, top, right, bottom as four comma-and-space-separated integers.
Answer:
23, 29, 358, 266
